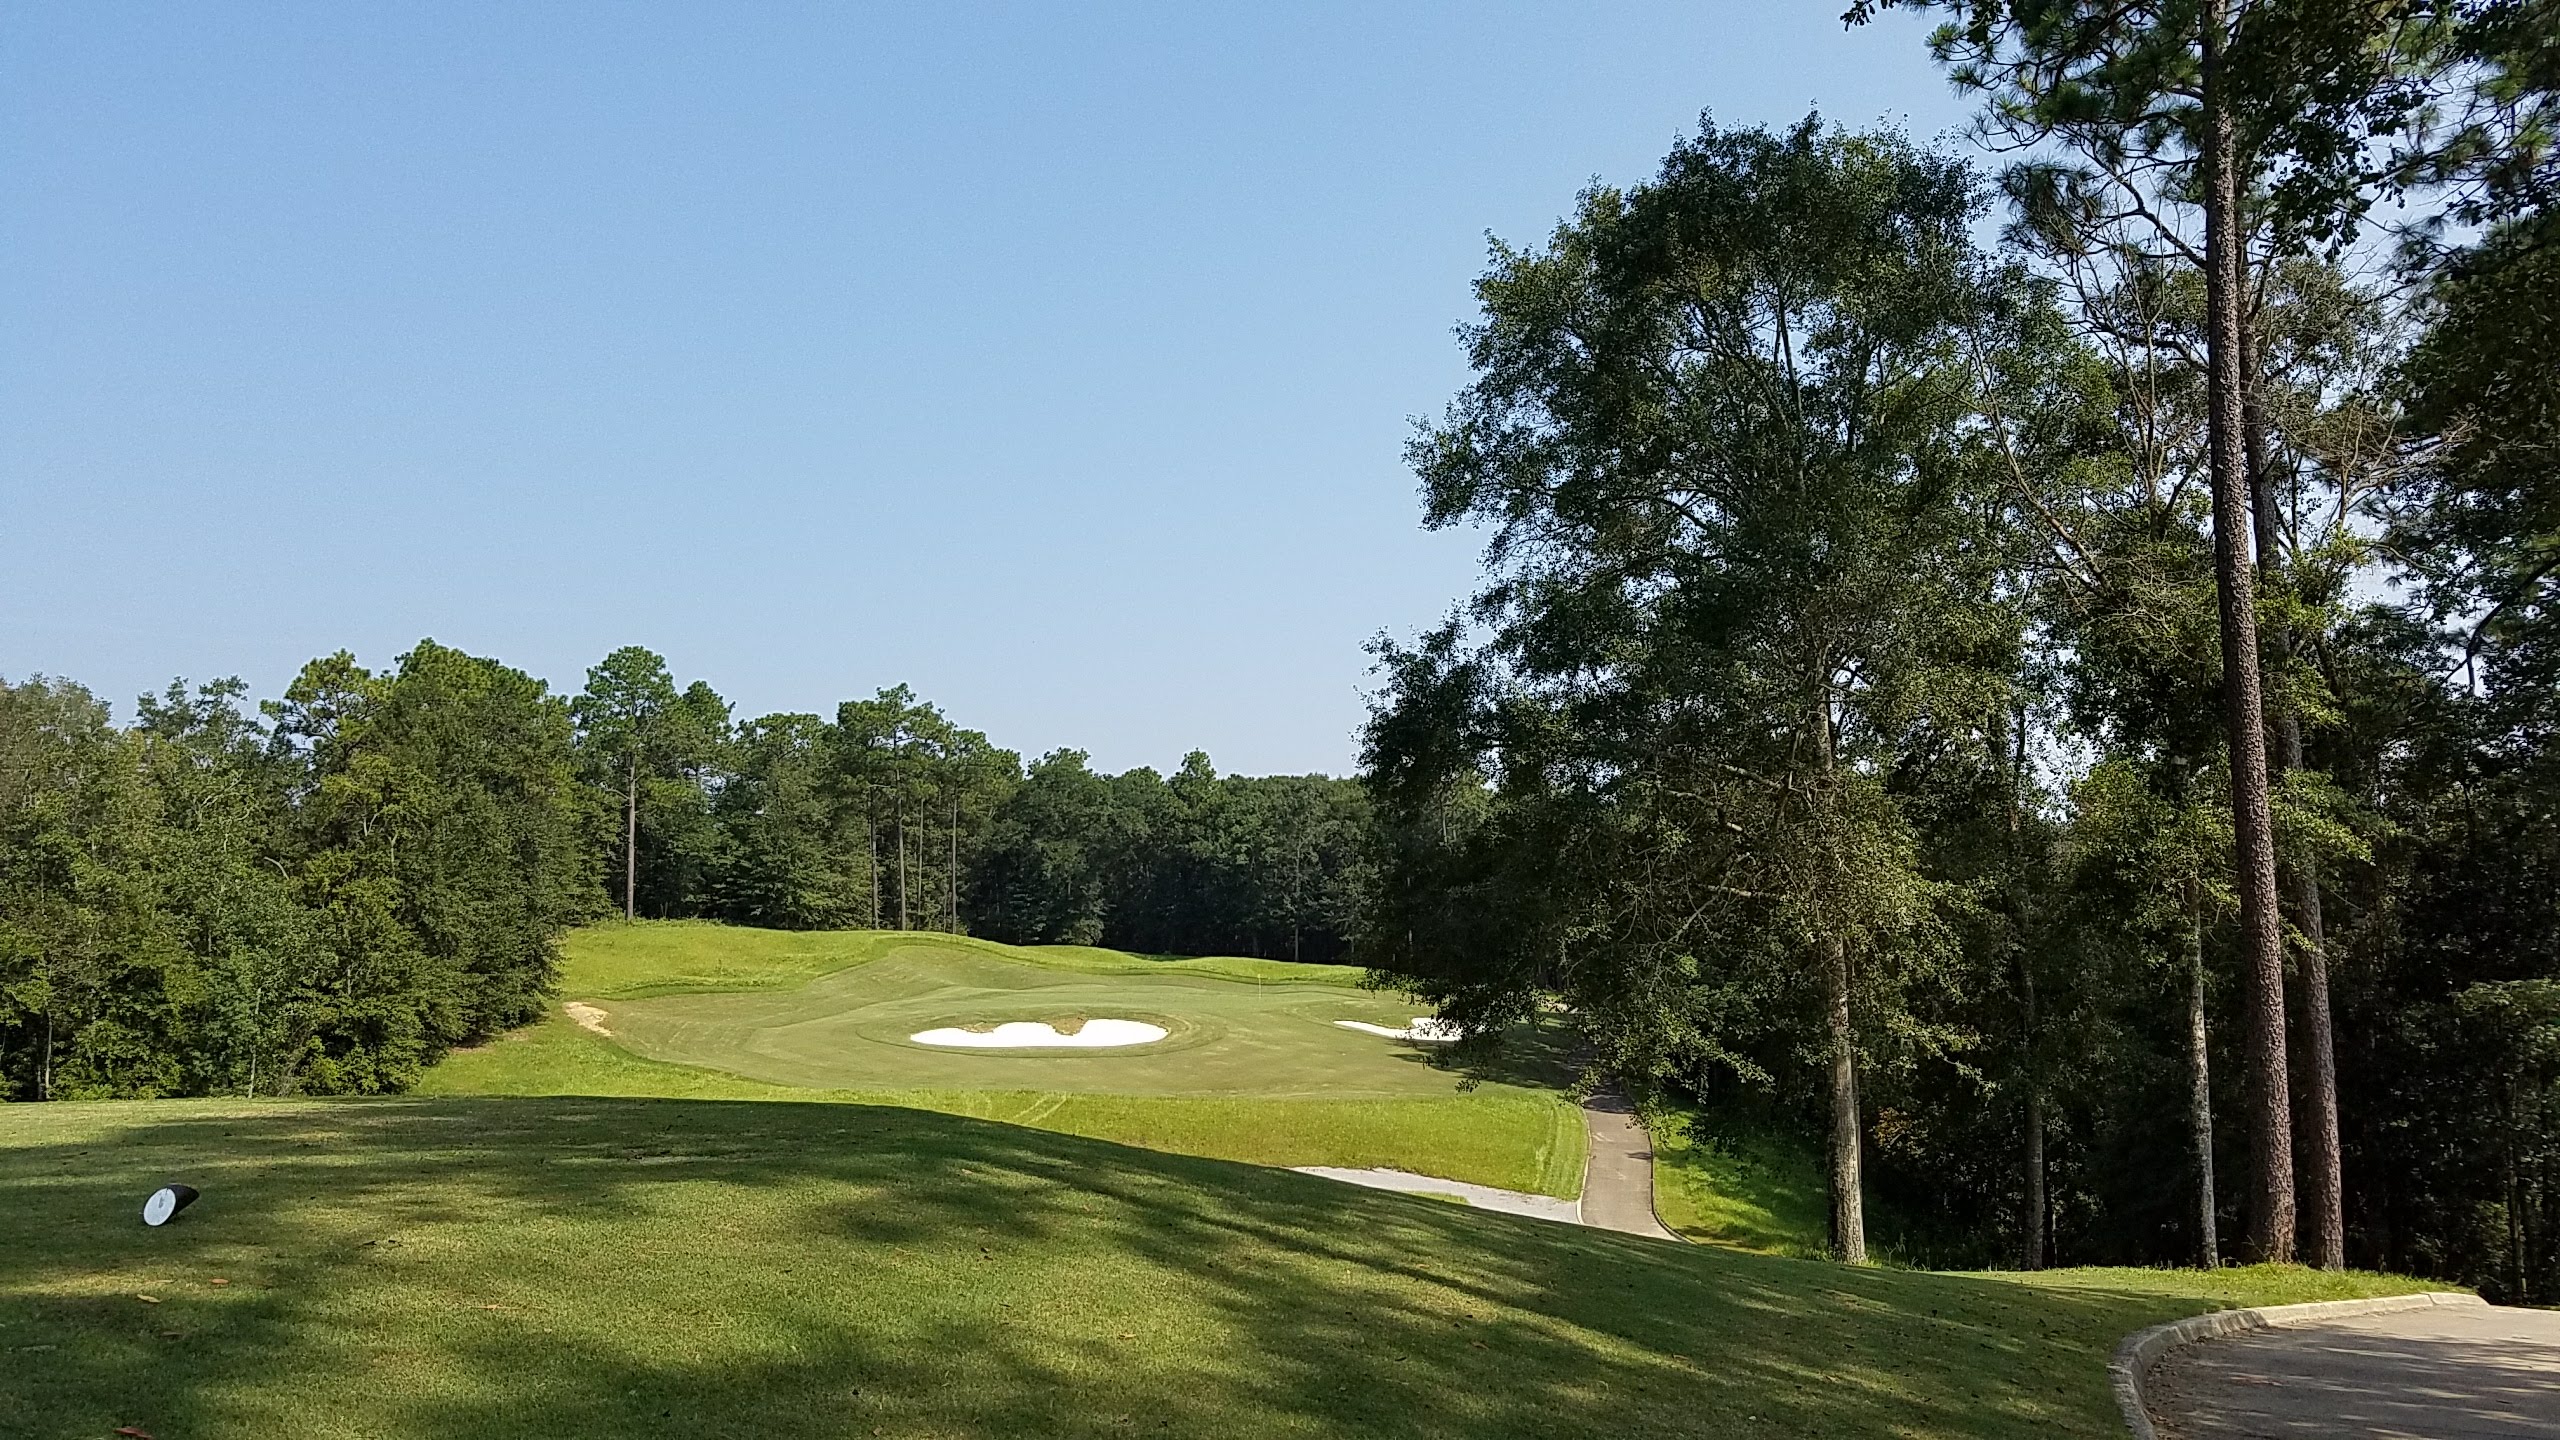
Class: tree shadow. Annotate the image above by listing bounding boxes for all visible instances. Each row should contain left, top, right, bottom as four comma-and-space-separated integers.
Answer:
1, 1096, 2273, 1438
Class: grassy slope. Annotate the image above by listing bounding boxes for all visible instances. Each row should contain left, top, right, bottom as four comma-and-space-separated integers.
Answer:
1651, 1113, 1833, 1257
560, 923, 1360, 1000
419, 923, 1584, 1198
0, 1096, 2444, 1440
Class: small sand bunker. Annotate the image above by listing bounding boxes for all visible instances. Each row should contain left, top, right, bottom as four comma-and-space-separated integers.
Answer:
1334, 1017, 1464, 1043
565, 1001, 614, 1036
909, 1019, 1168, 1049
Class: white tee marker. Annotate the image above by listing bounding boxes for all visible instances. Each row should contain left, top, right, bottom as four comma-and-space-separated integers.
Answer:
142, 1184, 199, 1227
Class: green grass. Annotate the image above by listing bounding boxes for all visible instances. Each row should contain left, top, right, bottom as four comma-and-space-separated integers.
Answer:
562, 922, 1359, 1000
1649, 1109, 1833, 1257
420, 1013, 1584, 1197
0, 1096, 2449, 1440
419, 923, 1585, 1198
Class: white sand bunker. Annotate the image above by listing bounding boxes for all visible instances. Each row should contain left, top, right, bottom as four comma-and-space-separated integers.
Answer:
564, 1001, 614, 1036
909, 1019, 1168, 1049
1335, 1017, 1464, 1043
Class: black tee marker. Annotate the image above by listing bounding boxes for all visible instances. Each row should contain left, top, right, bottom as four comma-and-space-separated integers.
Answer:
142, 1185, 199, 1227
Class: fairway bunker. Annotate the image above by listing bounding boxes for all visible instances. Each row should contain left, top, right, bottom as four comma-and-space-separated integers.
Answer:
909, 1019, 1169, 1049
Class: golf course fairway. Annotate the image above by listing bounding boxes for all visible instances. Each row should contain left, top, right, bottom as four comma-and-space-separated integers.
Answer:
417, 923, 1588, 1197
0, 1096, 2442, 1439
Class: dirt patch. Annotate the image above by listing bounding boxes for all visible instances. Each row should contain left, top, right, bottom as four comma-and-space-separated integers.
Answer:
564, 1002, 613, 1036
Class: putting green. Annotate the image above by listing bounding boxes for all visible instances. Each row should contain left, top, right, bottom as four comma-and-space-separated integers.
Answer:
589, 939, 1483, 1098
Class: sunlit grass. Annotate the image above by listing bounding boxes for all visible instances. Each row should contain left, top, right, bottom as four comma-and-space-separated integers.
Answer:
1648, 1107, 1832, 1257
0, 1097, 2448, 1440
422, 922, 1584, 1197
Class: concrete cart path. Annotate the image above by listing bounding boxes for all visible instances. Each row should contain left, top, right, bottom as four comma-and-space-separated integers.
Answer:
1293, 1092, 1678, 1240
1578, 1091, 1677, 1240
1289, 1167, 1581, 1224
2147, 1300, 2560, 1438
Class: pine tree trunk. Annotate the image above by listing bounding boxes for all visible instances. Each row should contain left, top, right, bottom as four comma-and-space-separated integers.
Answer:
897, 804, 909, 931
2012, 706, 2044, 1271
2022, 958, 2046, 1270
2509, 1080, 2527, 1302
624, 754, 639, 921
2244, 314, 2347, 1271
2189, 885, 2221, 1268
1825, 931, 1867, 1264
2201, 0, 2296, 1263
867, 812, 879, 930
2294, 836, 2344, 1269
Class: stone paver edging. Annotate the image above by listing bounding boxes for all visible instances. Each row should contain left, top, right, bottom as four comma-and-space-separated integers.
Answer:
2110, 1290, 2486, 1438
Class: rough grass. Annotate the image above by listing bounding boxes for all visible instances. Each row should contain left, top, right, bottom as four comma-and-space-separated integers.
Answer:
1649, 1109, 1833, 1257
420, 923, 1585, 1198
0, 1096, 2447, 1440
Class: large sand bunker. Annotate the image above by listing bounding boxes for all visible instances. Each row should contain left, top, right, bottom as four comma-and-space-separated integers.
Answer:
910, 1019, 1168, 1049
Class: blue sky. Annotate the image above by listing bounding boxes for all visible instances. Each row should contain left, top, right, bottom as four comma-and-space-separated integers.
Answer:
3, 2, 1970, 775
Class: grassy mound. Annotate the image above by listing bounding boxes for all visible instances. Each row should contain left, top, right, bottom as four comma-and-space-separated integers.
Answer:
0, 1096, 2442, 1439
420, 923, 1584, 1197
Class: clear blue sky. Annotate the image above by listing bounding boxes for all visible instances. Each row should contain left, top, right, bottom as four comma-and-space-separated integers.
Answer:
3, 2, 1969, 776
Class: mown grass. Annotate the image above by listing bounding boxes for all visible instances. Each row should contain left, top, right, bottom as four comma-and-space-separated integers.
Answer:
420, 1013, 1585, 1197
563, 921, 1357, 1000
421, 923, 1584, 1197
0, 1096, 2447, 1440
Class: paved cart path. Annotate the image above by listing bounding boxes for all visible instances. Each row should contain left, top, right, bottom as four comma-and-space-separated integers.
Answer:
1578, 1091, 1676, 1240
2148, 1300, 2560, 1438
1297, 1091, 1677, 1240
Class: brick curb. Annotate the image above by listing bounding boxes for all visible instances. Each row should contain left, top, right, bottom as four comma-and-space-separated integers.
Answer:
2110, 1289, 2485, 1438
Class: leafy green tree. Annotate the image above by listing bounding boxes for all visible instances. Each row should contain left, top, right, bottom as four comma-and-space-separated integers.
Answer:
572, 648, 727, 921
969, 750, 1115, 944
2407, 0, 2559, 227
2370, 177, 2559, 1299
829, 686, 1017, 933
968, 753, 1374, 960
0, 677, 173, 1099
710, 713, 871, 929
133, 678, 323, 1097
274, 642, 590, 1090
635, 680, 733, 918
1854, 0, 2443, 1268
1366, 118, 2034, 1262
2398, 212, 2560, 723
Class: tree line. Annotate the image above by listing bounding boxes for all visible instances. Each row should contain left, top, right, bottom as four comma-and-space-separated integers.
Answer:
1363, 0, 2557, 1296
0, 646, 1370, 1102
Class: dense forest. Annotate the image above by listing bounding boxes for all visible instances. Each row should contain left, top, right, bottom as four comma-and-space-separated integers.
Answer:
4, 0, 2554, 1307
0, 649, 1370, 1102
1363, 1, 2559, 1296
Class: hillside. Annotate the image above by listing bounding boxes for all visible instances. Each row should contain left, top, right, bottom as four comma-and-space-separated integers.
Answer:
0, 1095, 2439, 1440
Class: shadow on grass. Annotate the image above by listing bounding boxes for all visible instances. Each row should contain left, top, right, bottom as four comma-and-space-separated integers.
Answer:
0, 1096, 2280, 1439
